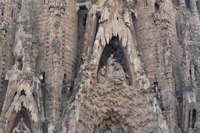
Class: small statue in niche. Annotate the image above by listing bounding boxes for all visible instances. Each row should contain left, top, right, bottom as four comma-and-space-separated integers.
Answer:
98, 66, 107, 83
106, 54, 115, 79
106, 54, 128, 84
113, 61, 126, 80
12, 118, 31, 133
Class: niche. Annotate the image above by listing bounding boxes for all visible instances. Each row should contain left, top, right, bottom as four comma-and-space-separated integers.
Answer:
77, 6, 89, 62
153, 82, 164, 111
20, 89, 26, 96
188, 109, 197, 128
0, 3, 4, 16
77, 6, 88, 37
192, 109, 197, 128
62, 74, 74, 100
97, 37, 132, 85
175, 14, 183, 44
155, 2, 160, 12
185, 0, 191, 10
196, 1, 200, 14
41, 72, 45, 84
188, 109, 191, 128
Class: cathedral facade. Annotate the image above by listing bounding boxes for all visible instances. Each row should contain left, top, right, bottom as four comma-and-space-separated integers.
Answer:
0, 0, 200, 132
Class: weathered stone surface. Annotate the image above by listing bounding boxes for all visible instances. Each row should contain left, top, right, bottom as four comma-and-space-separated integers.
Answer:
0, 0, 200, 132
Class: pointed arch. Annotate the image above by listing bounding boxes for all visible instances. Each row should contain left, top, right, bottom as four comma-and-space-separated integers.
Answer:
97, 37, 133, 85
4, 107, 37, 133
11, 108, 32, 132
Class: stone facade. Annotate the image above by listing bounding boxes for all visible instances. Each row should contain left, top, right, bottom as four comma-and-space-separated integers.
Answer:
0, 0, 200, 132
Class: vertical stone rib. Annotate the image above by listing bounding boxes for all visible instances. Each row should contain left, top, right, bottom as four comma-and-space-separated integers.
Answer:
43, 0, 77, 132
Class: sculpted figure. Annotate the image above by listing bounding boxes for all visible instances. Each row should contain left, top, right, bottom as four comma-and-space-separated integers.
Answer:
13, 37, 23, 69
99, 1, 110, 23
12, 118, 31, 133
106, 54, 115, 78
98, 66, 107, 83
22, 47, 33, 73
106, 54, 127, 84
113, 61, 126, 80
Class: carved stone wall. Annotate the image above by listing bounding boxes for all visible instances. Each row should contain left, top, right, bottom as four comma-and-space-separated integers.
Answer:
0, 0, 200, 133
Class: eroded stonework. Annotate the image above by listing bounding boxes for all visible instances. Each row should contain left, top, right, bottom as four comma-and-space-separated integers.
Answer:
0, 0, 200, 132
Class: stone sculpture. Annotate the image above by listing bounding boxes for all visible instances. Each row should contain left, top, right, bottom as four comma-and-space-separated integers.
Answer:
0, 0, 200, 132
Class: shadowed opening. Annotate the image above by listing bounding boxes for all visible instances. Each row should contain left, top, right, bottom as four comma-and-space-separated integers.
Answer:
192, 109, 196, 128
97, 37, 132, 85
11, 108, 32, 133
185, 0, 191, 10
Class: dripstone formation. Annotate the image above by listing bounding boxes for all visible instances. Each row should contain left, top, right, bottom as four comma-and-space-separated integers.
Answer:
0, 0, 200, 132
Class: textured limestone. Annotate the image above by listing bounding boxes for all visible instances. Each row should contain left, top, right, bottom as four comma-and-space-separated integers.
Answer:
0, 0, 200, 133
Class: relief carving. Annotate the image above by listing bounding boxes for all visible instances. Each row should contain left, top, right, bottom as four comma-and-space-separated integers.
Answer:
97, 66, 106, 83
49, 0, 67, 16
98, 54, 128, 85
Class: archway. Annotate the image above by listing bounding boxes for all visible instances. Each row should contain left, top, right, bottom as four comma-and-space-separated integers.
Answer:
11, 108, 32, 133
4, 107, 36, 133
97, 37, 133, 85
